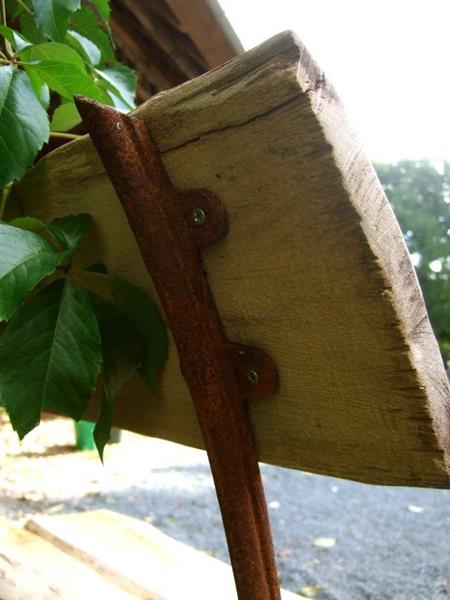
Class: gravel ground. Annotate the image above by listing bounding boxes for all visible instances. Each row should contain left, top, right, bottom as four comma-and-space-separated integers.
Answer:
1, 415, 449, 599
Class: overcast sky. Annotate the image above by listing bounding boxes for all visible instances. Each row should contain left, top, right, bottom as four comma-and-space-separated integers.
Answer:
218, 0, 450, 163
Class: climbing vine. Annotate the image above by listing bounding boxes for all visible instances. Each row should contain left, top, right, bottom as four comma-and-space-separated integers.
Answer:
0, 0, 168, 458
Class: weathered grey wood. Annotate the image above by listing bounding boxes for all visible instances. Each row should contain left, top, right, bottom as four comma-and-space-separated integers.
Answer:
12, 31, 450, 487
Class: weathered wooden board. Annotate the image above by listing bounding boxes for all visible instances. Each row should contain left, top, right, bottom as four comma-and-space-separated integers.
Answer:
25, 510, 300, 599
110, 0, 241, 100
0, 520, 138, 600
12, 32, 450, 487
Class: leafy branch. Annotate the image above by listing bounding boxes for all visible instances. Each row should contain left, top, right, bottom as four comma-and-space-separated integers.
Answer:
0, 2, 169, 459
0, 0, 136, 188
0, 215, 168, 459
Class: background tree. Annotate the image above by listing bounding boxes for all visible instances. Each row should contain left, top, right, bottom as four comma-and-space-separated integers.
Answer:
375, 160, 450, 365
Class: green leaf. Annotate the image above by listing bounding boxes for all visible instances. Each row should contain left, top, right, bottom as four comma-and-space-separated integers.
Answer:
0, 67, 49, 187
89, 292, 142, 459
0, 279, 102, 438
92, 0, 110, 23
8, 216, 47, 233
70, 7, 114, 64
0, 24, 33, 54
23, 42, 104, 100
94, 383, 112, 461
89, 0, 110, 22
5, 0, 24, 19
31, 0, 81, 42
110, 278, 167, 392
23, 67, 50, 109
50, 101, 81, 131
90, 292, 142, 395
66, 29, 101, 65
19, 13, 46, 44
9, 213, 91, 255
95, 65, 136, 110
47, 213, 93, 254
0, 222, 63, 321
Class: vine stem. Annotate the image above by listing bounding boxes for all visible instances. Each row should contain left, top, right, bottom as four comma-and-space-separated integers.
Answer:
0, 0, 6, 26
0, 182, 12, 219
0, 0, 12, 58
15, 0, 32, 15
50, 132, 82, 140
0, 58, 34, 66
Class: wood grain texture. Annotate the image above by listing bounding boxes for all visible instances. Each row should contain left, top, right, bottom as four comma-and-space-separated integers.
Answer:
12, 32, 450, 487
26, 510, 300, 600
0, 521, 138, 600
110, 0, 240, 100
166, 0, 242, 67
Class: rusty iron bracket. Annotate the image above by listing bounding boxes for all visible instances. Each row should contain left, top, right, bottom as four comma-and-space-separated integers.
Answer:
76, 97, 281, 600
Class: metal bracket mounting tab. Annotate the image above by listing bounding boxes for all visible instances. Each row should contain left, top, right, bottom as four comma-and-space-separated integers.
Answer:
76, 97, 281, 600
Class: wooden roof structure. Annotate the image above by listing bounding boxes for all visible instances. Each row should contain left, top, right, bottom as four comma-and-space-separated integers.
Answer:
110, 0, 242, 100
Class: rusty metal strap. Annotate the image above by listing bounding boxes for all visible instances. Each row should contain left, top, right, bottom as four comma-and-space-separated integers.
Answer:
76, 97, 281, 600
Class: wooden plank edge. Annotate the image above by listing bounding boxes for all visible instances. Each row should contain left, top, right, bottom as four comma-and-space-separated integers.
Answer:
0, 520, 139, 600
26, 510, 304, 599
300, 47, 450, 476
25, 516, 164, 600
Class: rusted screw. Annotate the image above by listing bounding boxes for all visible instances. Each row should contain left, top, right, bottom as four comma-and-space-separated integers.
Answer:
192, 208, 206, 225
247, 369, 259, 385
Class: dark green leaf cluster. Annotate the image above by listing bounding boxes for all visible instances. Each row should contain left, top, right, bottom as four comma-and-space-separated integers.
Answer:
375, 160, 450, 365
0, 0, 137, 187
0, 214, 168, 459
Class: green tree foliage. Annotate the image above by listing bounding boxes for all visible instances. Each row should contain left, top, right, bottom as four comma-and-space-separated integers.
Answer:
375, 160, 450, 364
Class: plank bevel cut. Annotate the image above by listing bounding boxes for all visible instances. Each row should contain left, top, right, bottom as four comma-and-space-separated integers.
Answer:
12, 31, 450, 487
0, 520, 139, 600
26, 510, 301, 600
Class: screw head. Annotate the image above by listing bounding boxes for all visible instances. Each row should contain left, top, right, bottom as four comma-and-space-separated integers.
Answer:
247, 369, 259, 385
192, 208, 206, 225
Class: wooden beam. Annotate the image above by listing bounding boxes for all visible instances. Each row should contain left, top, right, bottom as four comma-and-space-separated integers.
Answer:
25, 510, 301, 600
0, 520, 138, 600
12, 32, 450, 488
110, 0, 240, 100
166, 0, 242, 67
